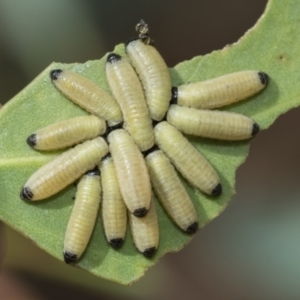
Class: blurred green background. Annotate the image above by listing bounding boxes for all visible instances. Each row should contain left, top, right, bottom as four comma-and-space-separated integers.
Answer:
2, 0, 300, 299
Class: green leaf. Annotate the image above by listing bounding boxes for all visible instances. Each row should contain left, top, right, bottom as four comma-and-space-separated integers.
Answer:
0, 0, 299, 285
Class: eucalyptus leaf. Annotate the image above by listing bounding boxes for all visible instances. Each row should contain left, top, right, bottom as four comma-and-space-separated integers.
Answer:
0, 0, 299, 285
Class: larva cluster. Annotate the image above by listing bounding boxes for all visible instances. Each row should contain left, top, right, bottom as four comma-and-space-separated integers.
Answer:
20, 19, 269, 263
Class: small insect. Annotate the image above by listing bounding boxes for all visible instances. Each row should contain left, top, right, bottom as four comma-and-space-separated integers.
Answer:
146, 149, 198, 234
50, 69, 122, 126
129, 197, 159, 258
135, 19, 151, 43
27, 115, 106, 150
106, 53, 154, 152
167, 104, 259, 140
171, 70, 269, 109
154, 121, 221, 196
100, 156, 127, 249
126, 38, 172, 121
20, 137, 108, 201
107, 129, 151, 217
63, 168, 101, 264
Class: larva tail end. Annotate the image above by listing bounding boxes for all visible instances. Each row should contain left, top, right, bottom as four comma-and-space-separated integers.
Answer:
63, 251, 77, 264
186, 222, 199, 234
152, 120, 161, 128
20, 186, 34, 201
170, 87, 178, 104
109, 238, 124, 249
107, 53, 122, 64
258, 72, 269, 86
50, 69, 63, 81
133, 207, 148, 218
252, 123, 260, 137
143, 247, 157, 258
211, 183, 222, 197
143, 145, 159, 157
26, 134, 36, 148
105, 121, 123, 138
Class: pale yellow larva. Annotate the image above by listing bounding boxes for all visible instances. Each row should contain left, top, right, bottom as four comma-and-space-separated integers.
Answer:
172, 71, 269, 109
154, 121, 221, 196
108, 129, 151, 217
129, 198, 159, 258
167, 104, 259, 140
63, 168, 101, 264
50, 69, 122, 126
20, 137, 108, 201
100, 156, 127, 249
105, 53, 154, 152
126, 38, 172, 121
27, 115, 106, 150
146, 150, 198, 234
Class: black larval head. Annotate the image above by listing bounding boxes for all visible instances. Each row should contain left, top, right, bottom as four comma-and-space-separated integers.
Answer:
143, 247, 157, 258
20, 186, 34, 201
109, 238, 124, 249
26, 134, 36, 147
107, 53, 122, 64
50, 69, 63, 81
63, 251, 77, 264
186, 222, 199, 234
133, 207, 148, 218
258, 72, 269, 86
211, 183, 222, 197
252, 123, 260, 137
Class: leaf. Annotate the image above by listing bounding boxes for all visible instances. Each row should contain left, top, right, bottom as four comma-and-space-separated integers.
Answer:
0, 0, 299, 285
